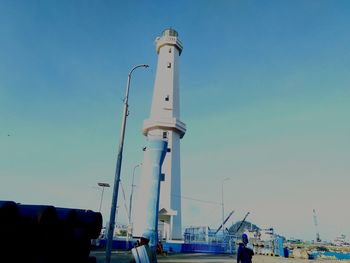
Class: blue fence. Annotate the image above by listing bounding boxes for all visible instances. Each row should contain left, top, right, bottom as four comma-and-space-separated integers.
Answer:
159, 242, 227, 254
98, 239, 229, 254
99, 239, 134, 250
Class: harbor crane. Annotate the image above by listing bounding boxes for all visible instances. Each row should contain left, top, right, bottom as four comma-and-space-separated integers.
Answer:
313, 209, 321, 242
234, 212, 250, 234
215, 210, 235, 235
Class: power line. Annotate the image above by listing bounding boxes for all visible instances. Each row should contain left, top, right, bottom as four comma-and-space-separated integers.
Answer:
132, 185, 221, 205
172, 194, 220, 205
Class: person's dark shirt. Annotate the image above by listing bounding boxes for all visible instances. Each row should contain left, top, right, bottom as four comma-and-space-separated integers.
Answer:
237, 242, 254, 263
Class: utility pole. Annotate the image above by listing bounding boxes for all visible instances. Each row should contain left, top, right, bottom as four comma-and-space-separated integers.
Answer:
313, 209, 321, 242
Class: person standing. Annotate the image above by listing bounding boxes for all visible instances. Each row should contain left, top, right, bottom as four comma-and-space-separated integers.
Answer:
130, 231, 157, 263
237, 233, 254, 263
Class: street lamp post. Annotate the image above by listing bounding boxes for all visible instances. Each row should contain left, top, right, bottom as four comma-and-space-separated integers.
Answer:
105, 64, 149, 263
222, 177, 230, 243
128, 163, 142, 226
126, 163, 141, 251
97, 182, 110, 212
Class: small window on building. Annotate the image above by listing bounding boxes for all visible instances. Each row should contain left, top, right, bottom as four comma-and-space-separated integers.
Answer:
167, 62, 171, 68
169, 48, 172, 53
165, 95, 169, 101
167, 148, 171, 153
163, 132, 167, 139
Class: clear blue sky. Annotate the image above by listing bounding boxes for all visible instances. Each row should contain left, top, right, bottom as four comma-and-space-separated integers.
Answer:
1, 0, 349, 241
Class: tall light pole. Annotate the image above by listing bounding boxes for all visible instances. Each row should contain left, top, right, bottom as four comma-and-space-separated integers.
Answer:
97, 182, 110, 212
129, 163, 142, 226
126, 163, 142, 251
105, 64, 149, 263
222, 177, 230, 242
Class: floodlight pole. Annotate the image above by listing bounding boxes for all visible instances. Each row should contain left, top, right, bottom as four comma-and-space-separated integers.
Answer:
97, 182, 110, 212
129, 163, 142, 225
222, 177, 230, 243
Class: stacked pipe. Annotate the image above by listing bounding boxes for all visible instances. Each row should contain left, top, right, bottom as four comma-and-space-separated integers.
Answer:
0, 201, 102, 263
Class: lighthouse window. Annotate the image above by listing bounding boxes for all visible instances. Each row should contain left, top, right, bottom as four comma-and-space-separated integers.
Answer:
167, 62, 171, 68
163, 132, 167, 139
165, 95, 169, 101
169, 48, 172, 53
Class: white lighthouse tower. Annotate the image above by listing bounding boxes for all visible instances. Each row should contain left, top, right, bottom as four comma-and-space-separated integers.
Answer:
143, 28, 186, 240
